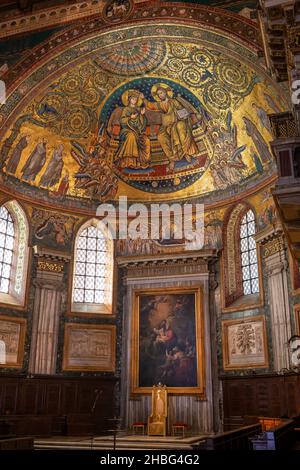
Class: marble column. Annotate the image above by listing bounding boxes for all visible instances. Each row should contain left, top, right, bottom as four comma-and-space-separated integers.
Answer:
256, 225, 292, 372
28, 247, 70, 375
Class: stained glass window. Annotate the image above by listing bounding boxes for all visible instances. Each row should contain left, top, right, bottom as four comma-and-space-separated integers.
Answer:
240, 209, 259, 295
73, 225, 109, 304
0, 206, 15, 294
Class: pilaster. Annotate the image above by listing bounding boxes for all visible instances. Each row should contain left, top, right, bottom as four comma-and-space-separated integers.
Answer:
256, 225, 292, 371
28, 246, 71, 375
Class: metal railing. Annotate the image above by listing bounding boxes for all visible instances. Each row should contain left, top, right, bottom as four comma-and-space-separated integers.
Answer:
269, 112, 298, 139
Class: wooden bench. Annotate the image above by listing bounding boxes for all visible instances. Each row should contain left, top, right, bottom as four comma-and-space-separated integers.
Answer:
0, 437, 34, 450
250, 419, 295, 450
201, 424, 262, 450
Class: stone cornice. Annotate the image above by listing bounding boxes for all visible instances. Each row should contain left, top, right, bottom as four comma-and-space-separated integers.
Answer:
117, 249, 218, 268
254, 221, 284, 244
0, 0, 105, 39
33, 245, 71, 262
0, 0, 261, 48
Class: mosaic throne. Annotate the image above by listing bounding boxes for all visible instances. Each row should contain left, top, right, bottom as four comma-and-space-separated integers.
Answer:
148, 383, 168, 436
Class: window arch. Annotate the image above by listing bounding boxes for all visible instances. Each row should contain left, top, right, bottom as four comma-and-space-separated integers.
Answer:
0, 200, 29, 307
222, 203, 262, 310
0, 205, 15, 294
240, 209, 259, 295
71, 219, 113, 314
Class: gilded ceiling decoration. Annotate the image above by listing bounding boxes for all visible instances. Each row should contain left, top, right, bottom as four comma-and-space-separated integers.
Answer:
0, 19, 287, 208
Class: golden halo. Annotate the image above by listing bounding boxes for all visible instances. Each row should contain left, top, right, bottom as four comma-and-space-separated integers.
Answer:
121, 89, 143, 107
151, 83, 173, 101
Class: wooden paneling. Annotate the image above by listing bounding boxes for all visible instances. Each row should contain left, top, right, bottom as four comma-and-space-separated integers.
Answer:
62, 383, 77, 414
2, 383, 18, 415
21, 383, 39, 414
202, 424, 262, 450
78, 385, 94, 414
222, 374, 300, 429
0, 375, 117, 436
44, 384, 61, 415
0, 437, 34, 450
285, 376, 300, 417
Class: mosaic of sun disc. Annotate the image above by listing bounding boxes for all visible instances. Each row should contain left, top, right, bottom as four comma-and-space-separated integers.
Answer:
0, 32, 286, 204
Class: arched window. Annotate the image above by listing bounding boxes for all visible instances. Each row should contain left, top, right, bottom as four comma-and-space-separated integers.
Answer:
222, 202, 262, 311
240, 209, 259, 295
0, 201, 29, 307
0, 205, 14, 294
72, 220, 113, 314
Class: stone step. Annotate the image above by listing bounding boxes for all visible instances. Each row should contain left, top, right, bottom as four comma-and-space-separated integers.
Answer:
34, 434, 206, 451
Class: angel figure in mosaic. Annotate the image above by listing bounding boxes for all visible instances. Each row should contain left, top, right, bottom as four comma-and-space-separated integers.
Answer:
71, 126, 118, 202
209, 112, 247, 188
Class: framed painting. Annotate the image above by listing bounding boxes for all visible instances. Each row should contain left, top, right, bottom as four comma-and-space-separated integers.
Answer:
222, 315, 268, 370
0, 315, 26, 368
294, 304, 300, 335
289, 251, 300, 296
131, 287, 205, 396
63, 323, 116, 371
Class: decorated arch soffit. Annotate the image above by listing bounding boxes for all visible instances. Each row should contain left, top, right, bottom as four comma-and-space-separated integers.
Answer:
0, 5, 288, 212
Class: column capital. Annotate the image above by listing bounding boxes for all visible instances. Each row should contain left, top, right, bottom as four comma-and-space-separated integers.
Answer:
36, 259, 65, 274
263, 237, 287, 260
254, 223, 287, 261
254, 221, 284, 246
33, 245, 71, 283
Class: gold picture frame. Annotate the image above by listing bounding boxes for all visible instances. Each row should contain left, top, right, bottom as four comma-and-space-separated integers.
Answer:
289, 251, 300, 296
0, 315, 26, 369
63, 323, 116, 371
294, 304, 300, 334
131, 286, 205, 396
222, 315, 268, 370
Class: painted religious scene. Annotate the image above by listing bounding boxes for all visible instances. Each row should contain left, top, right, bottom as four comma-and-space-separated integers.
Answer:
138, 292, 198, 388
99, 79, 210, 193
0, 33, 285, 205
0, 0, 299, 448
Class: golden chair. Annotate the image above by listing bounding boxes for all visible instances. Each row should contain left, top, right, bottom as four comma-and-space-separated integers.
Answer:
148, 383, 168, 436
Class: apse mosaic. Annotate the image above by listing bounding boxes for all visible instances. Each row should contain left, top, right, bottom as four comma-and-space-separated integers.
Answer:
114, 182, 277, 255
0, 28, 287, 204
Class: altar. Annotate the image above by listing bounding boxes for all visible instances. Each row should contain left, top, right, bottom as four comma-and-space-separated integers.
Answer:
118, 251, 219, 435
